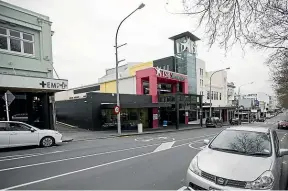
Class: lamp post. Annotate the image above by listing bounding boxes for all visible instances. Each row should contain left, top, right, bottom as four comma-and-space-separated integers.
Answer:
236, 82, 254, 118
115, 3, 145, 135
209, 67, 230, 117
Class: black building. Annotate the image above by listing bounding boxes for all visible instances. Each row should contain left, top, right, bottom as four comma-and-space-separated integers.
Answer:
56, 92, 170, 131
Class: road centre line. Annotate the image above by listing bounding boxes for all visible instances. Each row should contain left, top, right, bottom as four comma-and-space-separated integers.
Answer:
0, 134, 216, 172
0, 133, 217, 162
0, 150, 68, 162
1, 136, 212, 190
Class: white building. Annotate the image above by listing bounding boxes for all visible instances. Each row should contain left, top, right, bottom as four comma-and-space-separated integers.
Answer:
196, 59, 228, 107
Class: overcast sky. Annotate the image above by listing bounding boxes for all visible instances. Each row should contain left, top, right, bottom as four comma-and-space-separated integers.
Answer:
5, 0, 274, 95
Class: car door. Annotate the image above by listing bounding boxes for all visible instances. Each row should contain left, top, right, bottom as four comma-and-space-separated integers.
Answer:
272, 131, 282, 188
7, 122, 39, 147
0, 122, 9, 148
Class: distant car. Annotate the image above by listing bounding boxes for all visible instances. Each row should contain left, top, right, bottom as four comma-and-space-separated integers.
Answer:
230, 118, 241, 125
205, 117, 223, 128
0, 121, 63, 149
186, 126, 288, 190
278, 120, 288, 129
258, 117, 266, 122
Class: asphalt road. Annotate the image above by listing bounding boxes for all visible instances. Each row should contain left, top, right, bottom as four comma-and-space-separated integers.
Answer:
0, 112, 287, 190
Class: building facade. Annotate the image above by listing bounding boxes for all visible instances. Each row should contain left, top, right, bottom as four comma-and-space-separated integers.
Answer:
0, 1, 68, 129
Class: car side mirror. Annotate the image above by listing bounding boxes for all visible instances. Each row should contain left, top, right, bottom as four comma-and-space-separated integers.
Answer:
204, 139, 210, 145
31, 129, 36, 133
279, 149, 288, 157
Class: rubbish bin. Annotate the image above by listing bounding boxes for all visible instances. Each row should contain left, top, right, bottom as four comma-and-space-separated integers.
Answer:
138, 123, 143, 133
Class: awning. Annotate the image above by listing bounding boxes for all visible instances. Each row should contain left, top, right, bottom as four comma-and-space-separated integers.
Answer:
0, 74, 68, 92
101, 102, 172, 109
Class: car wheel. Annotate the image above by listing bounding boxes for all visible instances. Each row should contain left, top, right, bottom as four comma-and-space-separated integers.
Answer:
40, 136, 55, 147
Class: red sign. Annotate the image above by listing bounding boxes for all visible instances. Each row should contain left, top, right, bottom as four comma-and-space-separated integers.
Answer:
155, 67, 186, 81
114, 106, 120, 114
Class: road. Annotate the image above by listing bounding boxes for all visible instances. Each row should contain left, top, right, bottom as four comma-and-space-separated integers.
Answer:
0, 112, 287, 190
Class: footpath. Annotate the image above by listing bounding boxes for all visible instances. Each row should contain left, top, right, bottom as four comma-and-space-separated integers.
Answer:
55, 121, 203, 142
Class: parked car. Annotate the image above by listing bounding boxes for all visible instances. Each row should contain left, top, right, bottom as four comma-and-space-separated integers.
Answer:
278, 120, 288, 129
205, 117, 223, 128
0, 121, 62, 149
186, 126, 288, 190
229, 118, 241, 125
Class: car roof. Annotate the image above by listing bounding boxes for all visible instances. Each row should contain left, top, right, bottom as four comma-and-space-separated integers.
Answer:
227, 126, 271, 133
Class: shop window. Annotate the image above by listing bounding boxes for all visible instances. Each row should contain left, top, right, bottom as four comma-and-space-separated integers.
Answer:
220, 93, 222, 100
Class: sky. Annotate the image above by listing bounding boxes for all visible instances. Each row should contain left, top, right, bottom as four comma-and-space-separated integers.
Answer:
5, 0, 274, 95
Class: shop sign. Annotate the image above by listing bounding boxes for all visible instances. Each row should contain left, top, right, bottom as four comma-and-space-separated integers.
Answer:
40, 81, 67, 90
155, 67, 186, 81
153, 114, 158, 120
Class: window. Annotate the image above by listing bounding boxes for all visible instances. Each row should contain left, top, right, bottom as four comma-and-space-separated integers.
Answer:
209, 130, 272, 156
0, 27, 34, 55
215, 92, 218, 100
199, 68, 204, 76
220, 93, 222, 100
207, 91, 210, 99
0, 123, 7, 131
8, 123, 30, 131
211, 91, 214, 100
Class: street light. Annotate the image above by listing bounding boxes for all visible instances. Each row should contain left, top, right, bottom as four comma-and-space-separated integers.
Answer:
209, 67, 230, 117
236, 81, 254, 117
115, 3, 145, 135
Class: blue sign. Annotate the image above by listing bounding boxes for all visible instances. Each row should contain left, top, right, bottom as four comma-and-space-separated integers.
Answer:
163, 120, 168, 127
255, 100, 259, 106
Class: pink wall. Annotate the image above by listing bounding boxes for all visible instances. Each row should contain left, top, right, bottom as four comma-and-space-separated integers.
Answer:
135, 67, 189, 128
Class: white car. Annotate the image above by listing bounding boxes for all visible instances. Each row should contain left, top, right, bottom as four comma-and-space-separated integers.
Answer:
0, 121, 63, 149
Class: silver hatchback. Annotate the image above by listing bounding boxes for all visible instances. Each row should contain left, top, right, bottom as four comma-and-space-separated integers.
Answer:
186, 126, 288, 190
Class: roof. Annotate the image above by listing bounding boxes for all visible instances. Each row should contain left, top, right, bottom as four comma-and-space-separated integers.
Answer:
227, 126, 271, 133
169, 31, 200, 41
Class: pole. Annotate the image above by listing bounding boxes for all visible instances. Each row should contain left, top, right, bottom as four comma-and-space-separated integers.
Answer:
209, 76, 212, 117
115, 4, 145, 135
237, 87, 240, 119
5, 93, 9, 121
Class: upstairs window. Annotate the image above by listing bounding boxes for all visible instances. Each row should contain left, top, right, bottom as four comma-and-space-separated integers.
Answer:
0, 27, 34, 55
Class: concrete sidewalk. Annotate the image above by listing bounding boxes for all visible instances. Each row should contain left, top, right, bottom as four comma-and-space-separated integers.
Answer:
55, 122, 203, 142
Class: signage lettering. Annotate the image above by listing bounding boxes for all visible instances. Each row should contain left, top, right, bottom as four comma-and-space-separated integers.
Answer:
40, 81, 67, 89
155, 67, 186, 81
175, 36, 196, 54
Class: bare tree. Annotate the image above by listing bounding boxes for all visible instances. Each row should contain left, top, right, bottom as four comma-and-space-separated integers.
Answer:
181, 0, 288, 107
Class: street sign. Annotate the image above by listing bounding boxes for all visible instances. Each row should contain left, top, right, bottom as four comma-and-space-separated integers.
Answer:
2, 90, 15, 106
114, 106, 120, 114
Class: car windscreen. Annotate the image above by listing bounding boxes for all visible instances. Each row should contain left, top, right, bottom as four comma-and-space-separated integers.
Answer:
209, 129, 272, 156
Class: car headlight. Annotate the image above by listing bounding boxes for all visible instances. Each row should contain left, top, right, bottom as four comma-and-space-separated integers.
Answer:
245, 171, 274, 190
189, 156, 201, 176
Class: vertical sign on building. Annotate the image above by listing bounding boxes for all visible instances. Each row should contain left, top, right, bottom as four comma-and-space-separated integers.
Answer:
169, 32, 200, 94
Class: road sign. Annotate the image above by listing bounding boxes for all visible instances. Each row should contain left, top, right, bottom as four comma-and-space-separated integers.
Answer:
114, 106, 120, 114
2, 90, 15, 106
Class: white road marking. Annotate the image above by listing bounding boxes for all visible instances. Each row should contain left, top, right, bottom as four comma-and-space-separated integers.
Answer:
200, 145, 206, 149
1, 137, 210, 190
0, 143, 161, 172
0, 150, 67, 162
0, 134, 215, 172
188, 144, 202, 150
177, 186, 188, 191
153, 141, 175, 152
